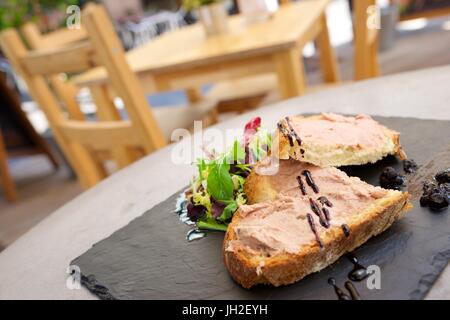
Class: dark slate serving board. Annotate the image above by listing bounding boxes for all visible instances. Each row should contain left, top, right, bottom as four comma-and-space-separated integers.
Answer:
72, 117, 450, 300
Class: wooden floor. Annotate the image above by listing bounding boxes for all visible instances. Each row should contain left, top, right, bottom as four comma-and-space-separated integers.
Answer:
1, 17, 450, 252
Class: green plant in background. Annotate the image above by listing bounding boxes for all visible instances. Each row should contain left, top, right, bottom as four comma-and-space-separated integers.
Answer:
0, 0, 79, 31
0, 0, 30, 30
183, 0, 222, 11
394, 0, 413, 14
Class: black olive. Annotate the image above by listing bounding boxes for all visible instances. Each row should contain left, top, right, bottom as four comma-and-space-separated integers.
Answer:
423, 180, 434, 190
383, 167, 398, 179
420, 195, 430, 207
428, 192, 449, 211
394, 176, 406, 185
439, 182, 450, 195
423, 180, 439, 194
403, 159, 418, 173
379, 167, 405, 189
435, 169, 450, 184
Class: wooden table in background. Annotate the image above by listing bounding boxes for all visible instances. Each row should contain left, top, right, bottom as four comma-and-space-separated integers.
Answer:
74, 0, 339, 99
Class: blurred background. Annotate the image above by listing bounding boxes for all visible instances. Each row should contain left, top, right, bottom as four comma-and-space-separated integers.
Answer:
0, 0, 449, 252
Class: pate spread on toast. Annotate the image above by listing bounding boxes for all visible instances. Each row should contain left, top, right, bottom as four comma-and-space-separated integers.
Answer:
223, 159, 411, 288
276, 113, 406, 167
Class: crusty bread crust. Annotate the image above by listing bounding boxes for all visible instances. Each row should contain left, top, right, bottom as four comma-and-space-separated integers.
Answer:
223, 191, 411, 288
276, 115, 407, 167
244, 166, 279, 204
224, 114, 409, 288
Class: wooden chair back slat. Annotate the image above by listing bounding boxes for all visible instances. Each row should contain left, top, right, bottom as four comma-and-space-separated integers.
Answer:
58, 120, 141, 150
22, 21, 87, 120
0, 131, 18, 202
22, 42, 96, 76
90, 85, 122, 121
50, 74, 85, 120
82, 4, 167, 152
353, 0, 380, 80
0, 29, 104, 188
280, 0, 380, 81
21, 22, 88, 50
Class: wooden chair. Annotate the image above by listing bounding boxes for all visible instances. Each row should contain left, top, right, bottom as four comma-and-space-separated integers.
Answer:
280, 0, 380, 82
21, 18, 218, 134
207, 0, 380, 111
0, 131, 17, 202
0, 4, 206, 189
21, 22, 88, 50
204, 0, 327, 112
353, 0, 379, 80
0, 72, 59, 202
21, 22, 87, 121
205, 74, 276, 114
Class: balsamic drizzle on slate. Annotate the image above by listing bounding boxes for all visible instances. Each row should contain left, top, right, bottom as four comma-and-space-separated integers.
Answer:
328, 278, 362, 300
345, 281, 361, 300
328, 254, 368, 299
307, 213, 323, 248
296, 176, 307, 196
341, 224, 350, 237
302, 170, 319, 193
347, 253, 369, 281
328, 278, 352, 300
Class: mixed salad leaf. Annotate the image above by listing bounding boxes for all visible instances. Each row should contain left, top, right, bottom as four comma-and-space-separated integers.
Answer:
185, 117, 271, 232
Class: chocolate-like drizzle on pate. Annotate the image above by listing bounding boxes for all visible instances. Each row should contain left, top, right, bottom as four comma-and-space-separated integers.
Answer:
306, 213, 323, 248
277, 122, 294, 147
297, 171, 335, 247
296, 176, 307, 195
309, 198, 330, 228
301, 171, 354, 247
284, 117, 302, 146
277, 116, 302, 148
309, 197, 321, 215
295, 169, 360, 293
341, 224, 350, 237
302, 170, 320, 193
318, 196, 333, 207
322, 207, 331, 221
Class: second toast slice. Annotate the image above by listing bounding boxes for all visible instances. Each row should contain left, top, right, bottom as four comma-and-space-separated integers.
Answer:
223, 159, 411, 288
276, 113, 406, 167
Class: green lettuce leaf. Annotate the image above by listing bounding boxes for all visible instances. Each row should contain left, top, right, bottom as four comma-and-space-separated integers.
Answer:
207, 162, 233, 201
218, 201, 238, 222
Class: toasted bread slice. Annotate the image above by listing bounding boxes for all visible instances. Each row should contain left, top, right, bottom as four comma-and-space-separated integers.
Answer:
223, 159, 411, 288
276, 113, 406, 167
